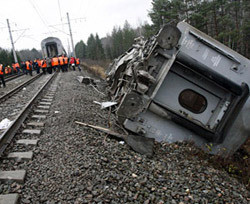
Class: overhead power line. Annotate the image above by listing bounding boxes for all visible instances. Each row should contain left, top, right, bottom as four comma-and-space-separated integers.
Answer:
28, 0, 53, 36
58, 0, 63, 22
49, 25, 69, 36
13, 29, 30, 44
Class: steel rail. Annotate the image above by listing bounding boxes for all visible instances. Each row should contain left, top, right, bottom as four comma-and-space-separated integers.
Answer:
5, 73, 24, 82
0, 72, 56, 156
5, 74, 18, 80
0, 73, 42, 102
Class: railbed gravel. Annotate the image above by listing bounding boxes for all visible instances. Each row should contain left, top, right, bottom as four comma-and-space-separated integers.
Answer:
0, 74, 36, 96
0, 74, 52, 135
0, 70, 249, 203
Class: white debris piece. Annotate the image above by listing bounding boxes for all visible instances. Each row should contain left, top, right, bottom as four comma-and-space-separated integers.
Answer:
0, 118, 13, 130
54, 111, 60, 114
119, 141, 125, 145
93, 101, 117, 109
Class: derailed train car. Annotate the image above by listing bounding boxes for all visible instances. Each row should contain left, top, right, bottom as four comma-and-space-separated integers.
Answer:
107, 22, 250, 156
41, 37, 67, 58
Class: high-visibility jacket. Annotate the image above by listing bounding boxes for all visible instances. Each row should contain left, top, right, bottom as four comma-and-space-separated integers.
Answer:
64, 57, 68, 64
8, 67, 12, 74
0, 64, 3, 75
15, 63, 20, 68
5, 67, 9, 74
12, 64, 17, 72
51, 57, 59, 66
41, 60, 47, 68
26, 61, 32, 70
76, 58, 80, 65
37, 60, 42, 67
58, 56, 64, 65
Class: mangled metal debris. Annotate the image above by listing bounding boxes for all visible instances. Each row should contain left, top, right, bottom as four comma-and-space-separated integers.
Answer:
76, 76, 96, 85
93, 101, 117, 110
75, 121, 154, 156
77, 76, 105, 96
106, 22, 250, 157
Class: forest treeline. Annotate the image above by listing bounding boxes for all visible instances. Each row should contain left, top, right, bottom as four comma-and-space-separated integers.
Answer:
0, 48, 42, 66
75, 0, 249, 60
75, 20, 145, 60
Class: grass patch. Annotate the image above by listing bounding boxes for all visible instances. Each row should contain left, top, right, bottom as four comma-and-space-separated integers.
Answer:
81, 61, 106, 80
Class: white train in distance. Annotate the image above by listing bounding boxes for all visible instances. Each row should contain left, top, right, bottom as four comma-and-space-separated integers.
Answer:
41, 37, 67, 58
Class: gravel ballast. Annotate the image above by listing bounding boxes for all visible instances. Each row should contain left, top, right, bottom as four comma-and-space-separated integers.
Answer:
0, 70, 249, 203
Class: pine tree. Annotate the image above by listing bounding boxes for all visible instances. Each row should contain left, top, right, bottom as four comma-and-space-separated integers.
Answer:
95, 34, 105, 60
86, 34, 96, 60
123, 21, 137, 51
146, 0, 249, 57
75, 40, 87, 59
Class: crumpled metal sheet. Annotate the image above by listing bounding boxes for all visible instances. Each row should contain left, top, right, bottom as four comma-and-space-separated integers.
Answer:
106, 22, 250, 157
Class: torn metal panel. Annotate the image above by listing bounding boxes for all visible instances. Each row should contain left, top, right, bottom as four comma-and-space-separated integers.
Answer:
76, 76, 96, 85
107, 22, 250, 157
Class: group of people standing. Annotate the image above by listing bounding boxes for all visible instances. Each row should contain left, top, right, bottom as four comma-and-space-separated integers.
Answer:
0, 56, 81, 88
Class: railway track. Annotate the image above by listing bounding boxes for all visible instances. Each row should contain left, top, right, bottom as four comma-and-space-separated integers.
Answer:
4, 74, 24, 83
0, 73, 56, 149
0, 72, 58, 203
0, 74, 42, 102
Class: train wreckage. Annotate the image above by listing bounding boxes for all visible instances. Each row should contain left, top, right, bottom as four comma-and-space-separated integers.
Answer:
106, 22, 250, 157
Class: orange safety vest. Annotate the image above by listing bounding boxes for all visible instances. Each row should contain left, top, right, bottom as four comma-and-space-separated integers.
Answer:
64, 57, 68, 64
26, 61, 31, 70
0, 64, 3, 75
51, 57, 59, 66
58, 56, 64, 65
8, 67, 12, 74
12, 64, 17, 72
5, 67, 9, 74
15, 63, 20, 68
76, 58, 80, 65
37, 60, 42, 67
41, 60, 47, 68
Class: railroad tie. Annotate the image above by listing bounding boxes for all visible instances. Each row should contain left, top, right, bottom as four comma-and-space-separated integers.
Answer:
34, 109, 49, 114
39, 102, 52, 105
16, 139, 39, 146
37, 105, 50, 109
41, 98, 53, 102
0, 194, 19, 204
31, 115, 46, 119
44, 96, 53, 99
22, 129, 41, 135
7, 151, 33, 161
26, 122, 45, 127
0, 170, 26, 184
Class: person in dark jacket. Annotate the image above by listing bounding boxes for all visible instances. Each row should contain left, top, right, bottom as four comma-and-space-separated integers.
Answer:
34, 59, 39, 74
0, 64, 6, 88
21, 61, 27, 74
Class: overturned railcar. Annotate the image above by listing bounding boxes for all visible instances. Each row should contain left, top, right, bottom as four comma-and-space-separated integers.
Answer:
107, 22, 250, 156
41, 37, 67, 58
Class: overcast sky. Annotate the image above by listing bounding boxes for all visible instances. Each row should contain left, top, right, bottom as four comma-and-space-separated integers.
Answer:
0, 0, 152, 52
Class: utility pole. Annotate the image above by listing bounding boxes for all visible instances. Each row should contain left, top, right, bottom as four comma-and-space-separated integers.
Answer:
7, 19, 18, 63
67, 12, 75, 57
67, 38, 71, 56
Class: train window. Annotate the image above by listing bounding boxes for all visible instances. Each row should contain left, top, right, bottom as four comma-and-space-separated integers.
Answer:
178, 89, 207, 114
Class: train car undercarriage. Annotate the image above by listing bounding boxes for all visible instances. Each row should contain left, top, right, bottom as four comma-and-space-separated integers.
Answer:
107, 22, 250, 157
